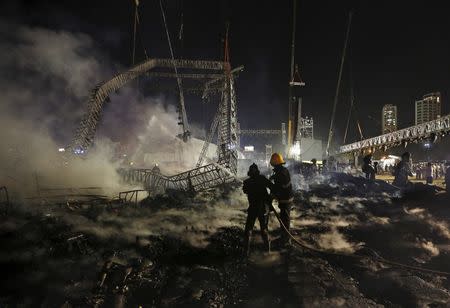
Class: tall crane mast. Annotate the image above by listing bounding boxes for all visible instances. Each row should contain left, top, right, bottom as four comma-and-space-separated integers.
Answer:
287, 0, 305, 159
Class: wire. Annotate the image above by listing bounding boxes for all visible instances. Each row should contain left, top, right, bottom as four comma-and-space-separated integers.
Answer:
326, 11, 353, 155
131, 1, 138, 66
136, 9, 149, 60
269, 204, 450, 277
159, 0, 189, 136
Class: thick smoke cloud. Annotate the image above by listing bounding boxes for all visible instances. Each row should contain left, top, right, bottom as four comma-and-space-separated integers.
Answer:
0, 23, 208, 199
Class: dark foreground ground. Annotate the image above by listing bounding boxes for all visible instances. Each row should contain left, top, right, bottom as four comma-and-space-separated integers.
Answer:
1, 175, 450, 307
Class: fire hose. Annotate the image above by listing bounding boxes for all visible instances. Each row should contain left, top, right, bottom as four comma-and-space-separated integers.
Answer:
269, 204, 450, 277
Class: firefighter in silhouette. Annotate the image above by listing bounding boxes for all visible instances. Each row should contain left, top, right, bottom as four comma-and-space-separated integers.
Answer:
393, 152, 413, 187
269, 153, 294, 245
242, 163, 272, 255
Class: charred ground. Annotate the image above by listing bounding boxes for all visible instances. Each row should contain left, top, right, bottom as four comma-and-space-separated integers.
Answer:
1, 175, 450, 307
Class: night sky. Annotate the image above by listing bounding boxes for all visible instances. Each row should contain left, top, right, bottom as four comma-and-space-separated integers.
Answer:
2, 0, 449, 149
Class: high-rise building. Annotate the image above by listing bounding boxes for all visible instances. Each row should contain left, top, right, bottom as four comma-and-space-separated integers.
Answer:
382, 104, 397, 134
415, 92, 441, 125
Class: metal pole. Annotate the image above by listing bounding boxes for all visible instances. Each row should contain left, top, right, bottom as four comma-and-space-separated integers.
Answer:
287, 0, 297, 157
132, 0, 138, 66
290, 0, 297, 81
326, 11, 353, 156
343, 74, 354, 144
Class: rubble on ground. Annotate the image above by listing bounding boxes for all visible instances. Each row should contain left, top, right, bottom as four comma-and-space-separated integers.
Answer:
1, 173, 449, 307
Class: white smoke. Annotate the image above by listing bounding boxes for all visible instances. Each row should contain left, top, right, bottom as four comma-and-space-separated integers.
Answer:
0, 23, 209, 199
317, 227, 363, 253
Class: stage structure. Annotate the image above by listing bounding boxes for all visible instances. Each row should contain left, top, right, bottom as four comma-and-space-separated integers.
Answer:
70, 58, 242, 193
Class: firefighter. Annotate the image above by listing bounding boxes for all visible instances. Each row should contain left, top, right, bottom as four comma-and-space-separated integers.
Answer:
242, 163, 272, 255
269, 153, 294, 245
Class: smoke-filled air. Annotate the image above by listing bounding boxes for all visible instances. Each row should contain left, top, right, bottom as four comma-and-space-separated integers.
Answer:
2, 2, 450, 307
0, 23, 213, 200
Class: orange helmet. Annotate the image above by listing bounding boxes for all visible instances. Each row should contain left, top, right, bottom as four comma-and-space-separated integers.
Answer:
270, 153, 285, 166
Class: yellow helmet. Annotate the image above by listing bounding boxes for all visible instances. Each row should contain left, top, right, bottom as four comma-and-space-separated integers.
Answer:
270, 153, 285, 166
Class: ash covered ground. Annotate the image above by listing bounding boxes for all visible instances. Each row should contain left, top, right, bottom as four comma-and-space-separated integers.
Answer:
1, 175, 450, 307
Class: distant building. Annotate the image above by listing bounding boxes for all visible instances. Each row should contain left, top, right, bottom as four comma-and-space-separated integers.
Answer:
382, 104, 397, 134
415, 92, 441, 125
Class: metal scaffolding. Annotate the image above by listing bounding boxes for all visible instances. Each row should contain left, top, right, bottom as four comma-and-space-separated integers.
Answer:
339, 114, 450, 154
118, 162, 235, 193
70, 57, 241, 193
239, 129, 282, 135
70, 58, 227, 152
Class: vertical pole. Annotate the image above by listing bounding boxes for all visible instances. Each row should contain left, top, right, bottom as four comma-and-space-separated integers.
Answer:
343, 63, 354, 144
290, 0, 297, 82
287, 0, 297, 157
281, 122, 287, 145
298, 97, 302, 161
132, 0, 138, 66
326, 11, 353, 156
34, 172, 40, 197
132, 0, 139, 88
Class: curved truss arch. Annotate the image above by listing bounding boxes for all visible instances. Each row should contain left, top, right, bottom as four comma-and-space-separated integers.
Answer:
70, 58, 225, 151
70, 58, 240, 193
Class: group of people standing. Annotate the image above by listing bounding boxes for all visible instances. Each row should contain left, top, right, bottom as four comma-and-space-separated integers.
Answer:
361, 152, 450, 189
242, 153, 293, 255
414, 162, 447, 184
361, 152, 415, 187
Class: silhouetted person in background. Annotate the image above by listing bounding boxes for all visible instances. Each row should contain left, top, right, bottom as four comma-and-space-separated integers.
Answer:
322, 159, 328, 174
373, 162, 379, 180
362, 154, 375, 180
393, 152, 413, 187
445, 162, 450, 193
425, 162, 434, 184
310, 158, 318, 176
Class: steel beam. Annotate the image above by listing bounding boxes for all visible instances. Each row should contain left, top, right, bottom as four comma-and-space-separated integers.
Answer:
146, 72, 225, 79
71, 58, 228, 151
339, 114, 450, 154
239, 129, 282, 135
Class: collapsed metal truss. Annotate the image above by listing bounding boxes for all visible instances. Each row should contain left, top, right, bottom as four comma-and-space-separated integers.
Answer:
118, 162, 235, 193
70, 58, 225, 151
339, 114, 450, 154
71, 58, 240, 193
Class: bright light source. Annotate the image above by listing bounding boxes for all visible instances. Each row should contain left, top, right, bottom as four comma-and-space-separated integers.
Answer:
244, 146, 254, 152
424, 142, 432, 149
289, 142, 301, 156
58, 148, 65, 152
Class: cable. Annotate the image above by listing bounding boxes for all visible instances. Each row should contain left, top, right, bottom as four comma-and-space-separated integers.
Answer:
269, 204, 450, 277
326, 11, 353, 155
131, 0, 138, 66
136, 9, 149, 60
159, 0, 190, 137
